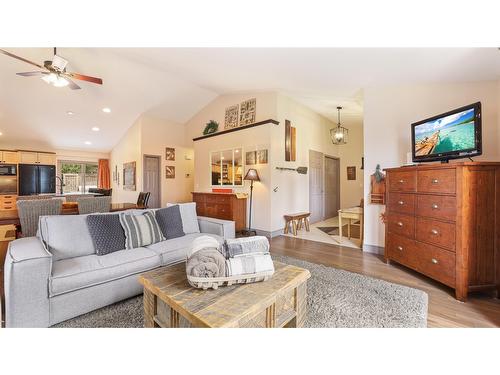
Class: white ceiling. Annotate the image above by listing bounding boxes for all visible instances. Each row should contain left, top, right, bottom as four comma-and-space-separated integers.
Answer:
1, 48, 499, 152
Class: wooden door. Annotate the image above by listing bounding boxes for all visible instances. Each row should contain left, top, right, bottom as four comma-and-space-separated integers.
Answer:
324, 156, 340, 219
19, 151, 38, 164
143, 155, 161, 208
2, 151, 18, 164
37, 153, 56, 165
309, 150, 324, 223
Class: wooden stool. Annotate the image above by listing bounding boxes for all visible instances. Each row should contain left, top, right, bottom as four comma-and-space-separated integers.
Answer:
283, 212, 311, 236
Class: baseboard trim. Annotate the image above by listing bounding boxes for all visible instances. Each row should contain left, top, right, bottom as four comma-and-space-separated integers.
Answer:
254, 229, 284, 238
363, 244, 385, 255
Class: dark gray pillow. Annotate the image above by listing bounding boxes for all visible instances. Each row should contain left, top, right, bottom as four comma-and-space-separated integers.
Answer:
155, 205, 185, 239
87, 214, 126, 255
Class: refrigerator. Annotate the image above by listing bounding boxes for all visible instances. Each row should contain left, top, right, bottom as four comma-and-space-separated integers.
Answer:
18, 164, 56, 196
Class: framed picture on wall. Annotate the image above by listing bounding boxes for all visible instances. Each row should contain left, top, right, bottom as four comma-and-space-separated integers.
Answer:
123, 161, 136, 191
165, 147, 175, 161
224, 104, 239, 129
239, 98, 256, 126
256, 149, 268, 164
165, 165, 175, 179
246, 151, 256, 165
347, 166, 356, 180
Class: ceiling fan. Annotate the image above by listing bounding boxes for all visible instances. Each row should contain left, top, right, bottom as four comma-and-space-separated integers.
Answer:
0, 47, 103, 90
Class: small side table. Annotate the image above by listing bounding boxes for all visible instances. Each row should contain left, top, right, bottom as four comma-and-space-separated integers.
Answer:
337, 207, 364, 247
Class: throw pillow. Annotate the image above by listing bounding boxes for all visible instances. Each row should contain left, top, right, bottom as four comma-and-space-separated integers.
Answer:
155, 205, 185, 239
86, 214, 126, 256
119, 210, 165, 249
166, 202, 200, 234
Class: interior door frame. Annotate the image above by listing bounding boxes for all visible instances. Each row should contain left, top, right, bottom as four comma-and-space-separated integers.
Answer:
309, 149, 325, 223
323, 154, 341, 219
143, 154, 161, 208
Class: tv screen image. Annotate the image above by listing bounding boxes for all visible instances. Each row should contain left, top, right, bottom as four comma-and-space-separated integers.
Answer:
411, 102, 481, 162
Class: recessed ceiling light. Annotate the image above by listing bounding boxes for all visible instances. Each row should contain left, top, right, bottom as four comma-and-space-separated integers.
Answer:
84, 141, 92, 145
91, 127, 100, 132
102, 107, 111, 113
67, 111, 74, 115
0, 132, 3, 136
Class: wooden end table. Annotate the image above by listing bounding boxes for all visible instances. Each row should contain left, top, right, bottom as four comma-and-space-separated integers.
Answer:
138, 261, 311, 328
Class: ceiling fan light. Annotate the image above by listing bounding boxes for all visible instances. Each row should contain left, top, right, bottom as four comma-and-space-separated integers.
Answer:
41, 73, 57, 84
53, 76, 69, 87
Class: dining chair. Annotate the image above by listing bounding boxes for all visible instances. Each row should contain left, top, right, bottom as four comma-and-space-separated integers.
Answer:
16, 199, 63, 237
88, 188, 113, 196
137, 192, 151, 208
75, 196, 112, 214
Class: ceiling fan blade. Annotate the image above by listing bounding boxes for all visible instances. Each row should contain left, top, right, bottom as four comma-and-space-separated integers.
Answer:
16, 71, 45, 77
0, 49, 44, 69
66, 77, 81, 90
66, 72, 103, 85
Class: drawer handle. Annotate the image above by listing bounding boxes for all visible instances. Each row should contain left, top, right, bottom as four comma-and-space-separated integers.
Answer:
431, 203, 439, 209
431, 179, 439, 184
431, 258, 438, 264
397, 246, 403, 251
431, 229, 439, 235
397, 222, 403, 227
398, 200, 404, 205
398, 179, 404, 184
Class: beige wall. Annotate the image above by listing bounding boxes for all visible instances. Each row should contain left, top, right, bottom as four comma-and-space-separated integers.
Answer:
110, 117, 143, 204
363, 80, 500, 248
184, 93, 277, 232
140, 115, 194, 205
186, 91, 365, 234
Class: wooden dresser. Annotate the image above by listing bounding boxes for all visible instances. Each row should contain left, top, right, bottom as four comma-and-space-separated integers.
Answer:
385, 162, 500, 301
192, 192, 247, 232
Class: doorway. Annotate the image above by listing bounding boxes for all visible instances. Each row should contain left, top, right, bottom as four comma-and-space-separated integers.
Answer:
143, 155, 161, 208
309, 150, 340, 223
324, 156, 340, 219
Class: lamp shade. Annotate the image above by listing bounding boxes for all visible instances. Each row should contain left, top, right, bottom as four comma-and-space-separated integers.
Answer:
244, 168, 260, 182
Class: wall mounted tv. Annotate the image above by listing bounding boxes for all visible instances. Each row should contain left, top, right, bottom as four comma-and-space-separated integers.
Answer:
411, 102, 482, 163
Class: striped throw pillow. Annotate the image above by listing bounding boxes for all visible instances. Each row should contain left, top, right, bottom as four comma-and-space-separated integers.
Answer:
119, 211, 165, 249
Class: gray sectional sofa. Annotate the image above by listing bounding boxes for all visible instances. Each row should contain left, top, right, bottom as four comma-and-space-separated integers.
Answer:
4, 212, 235, 328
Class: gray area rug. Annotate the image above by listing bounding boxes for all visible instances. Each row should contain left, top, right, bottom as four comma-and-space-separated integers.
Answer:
53, 255, 428, 328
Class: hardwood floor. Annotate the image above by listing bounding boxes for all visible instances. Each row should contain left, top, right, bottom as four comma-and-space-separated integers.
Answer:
270, 236, 500, 327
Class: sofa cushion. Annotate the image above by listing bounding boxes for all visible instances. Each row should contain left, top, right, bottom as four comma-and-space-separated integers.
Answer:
39, 215, 95, 261
155, 205, 185, 239
50, 247, 160, 296
119, 211, 165, 249
167, 202, 200, 234
146, 233, 223, 266
87, 214, 126, 255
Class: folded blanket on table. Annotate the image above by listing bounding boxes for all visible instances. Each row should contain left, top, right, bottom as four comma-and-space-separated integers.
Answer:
188, 235, 221, 258
186, 248, 226, 277
226, 254, 274, 276
224, 236, 270, 258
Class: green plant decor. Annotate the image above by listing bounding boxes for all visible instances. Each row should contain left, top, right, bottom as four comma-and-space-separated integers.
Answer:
374, 164, 385, 182
203, 120, 219, 135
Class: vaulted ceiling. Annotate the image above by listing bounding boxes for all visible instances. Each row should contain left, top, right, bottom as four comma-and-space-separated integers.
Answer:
0, 48, 498, 152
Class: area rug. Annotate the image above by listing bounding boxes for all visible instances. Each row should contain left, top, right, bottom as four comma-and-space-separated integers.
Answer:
53, 255, 428, 328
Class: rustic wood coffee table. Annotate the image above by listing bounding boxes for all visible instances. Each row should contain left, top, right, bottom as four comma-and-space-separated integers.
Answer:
138, 261, 311, 328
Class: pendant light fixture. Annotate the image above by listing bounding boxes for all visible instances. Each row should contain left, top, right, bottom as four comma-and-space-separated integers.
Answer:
330, 106, 348, 145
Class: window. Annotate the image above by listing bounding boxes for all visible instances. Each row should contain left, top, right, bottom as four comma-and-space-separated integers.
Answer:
210, 148, 243, 186
58, 161, 99, 193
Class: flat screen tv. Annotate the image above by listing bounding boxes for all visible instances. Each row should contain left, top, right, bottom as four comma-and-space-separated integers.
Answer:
411, 102, 482, 163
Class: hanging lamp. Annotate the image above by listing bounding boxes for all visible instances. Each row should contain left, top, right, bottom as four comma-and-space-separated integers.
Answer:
330, 106, 348, 145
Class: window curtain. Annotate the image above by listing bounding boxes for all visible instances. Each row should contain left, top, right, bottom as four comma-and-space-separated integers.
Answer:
98, 159, 111, 189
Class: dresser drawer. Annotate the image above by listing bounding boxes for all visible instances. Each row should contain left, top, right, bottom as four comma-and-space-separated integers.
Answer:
387, 193, 415, 215
416, 217, 456, 251
416, 194, 456, 222
387, 213, 415, 238
386, 233, 418, 269
417, 169, 456, 194
416, 242, 455, 287
206, 194, 231, 204
216, 204, 232, 219
387, 171, 416, 192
